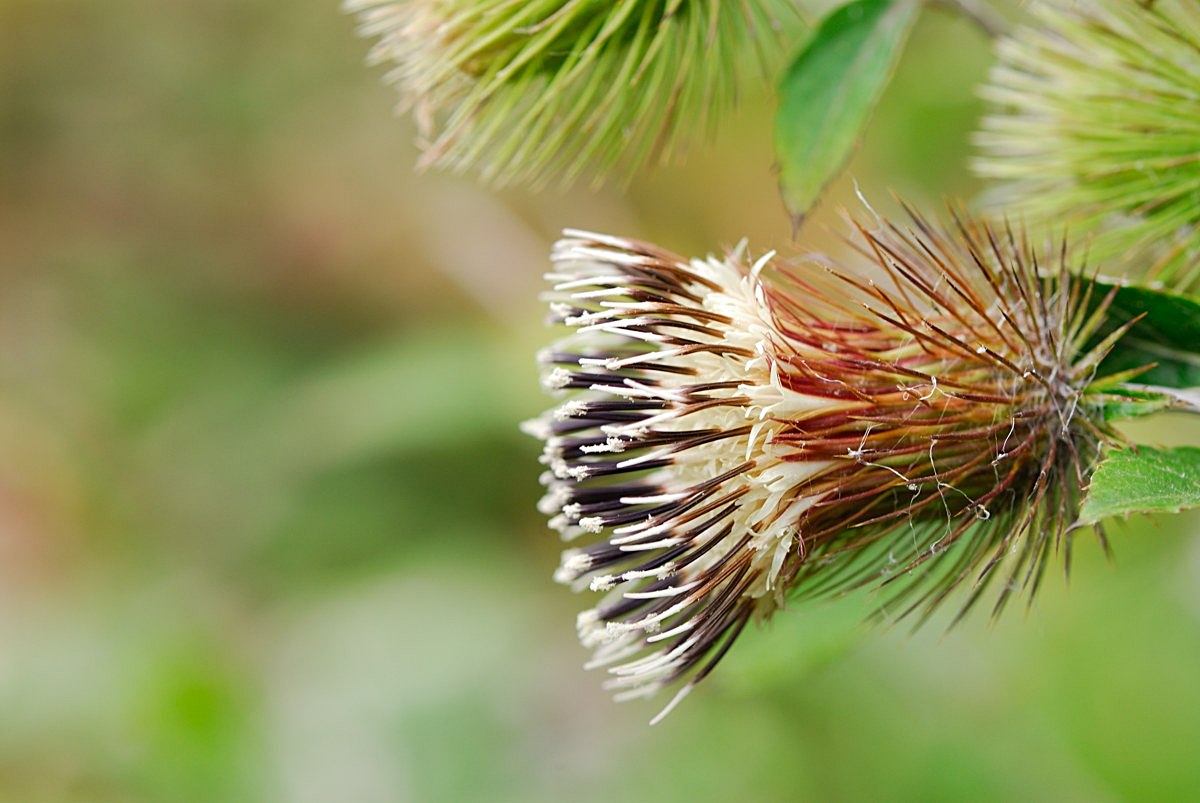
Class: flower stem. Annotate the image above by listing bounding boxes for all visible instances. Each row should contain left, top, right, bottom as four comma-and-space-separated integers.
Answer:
930, 0, 1010, 38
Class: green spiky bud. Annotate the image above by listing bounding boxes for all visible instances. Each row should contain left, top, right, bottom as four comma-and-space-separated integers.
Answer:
346, 0, 798, 189
974, 0, 1200, 292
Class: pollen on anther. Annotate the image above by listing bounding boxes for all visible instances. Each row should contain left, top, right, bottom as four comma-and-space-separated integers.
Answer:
543, 367, 572, 391
554, 400, 589, 420
579, 516, 605, 533
589, 574, 617, 592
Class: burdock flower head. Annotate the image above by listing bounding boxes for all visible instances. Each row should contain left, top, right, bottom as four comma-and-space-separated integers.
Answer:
345, 0, 797, 188
974, 0, 1200, 291
525, 210, 1135, 721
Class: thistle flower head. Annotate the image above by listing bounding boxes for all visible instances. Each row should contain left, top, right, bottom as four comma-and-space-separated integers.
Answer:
973, 0, 1200, 291
346, 0, 797, 188
525, 212, 1131, 720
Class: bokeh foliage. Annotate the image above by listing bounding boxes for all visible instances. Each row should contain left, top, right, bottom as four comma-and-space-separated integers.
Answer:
0, 1, 1198, 801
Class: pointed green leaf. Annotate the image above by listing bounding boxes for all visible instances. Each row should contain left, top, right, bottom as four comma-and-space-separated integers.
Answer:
1088, 279, 1200, 389
1080, 446, 1200, 526
774, 0, 920, 226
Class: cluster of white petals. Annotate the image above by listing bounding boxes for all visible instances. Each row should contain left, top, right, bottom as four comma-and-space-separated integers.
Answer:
524, 231, 839, 719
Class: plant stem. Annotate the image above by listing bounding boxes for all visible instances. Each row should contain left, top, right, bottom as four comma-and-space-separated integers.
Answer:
930, 0, 1010, 38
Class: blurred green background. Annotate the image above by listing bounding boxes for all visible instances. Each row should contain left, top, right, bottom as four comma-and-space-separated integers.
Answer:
2, 2, 1199, 801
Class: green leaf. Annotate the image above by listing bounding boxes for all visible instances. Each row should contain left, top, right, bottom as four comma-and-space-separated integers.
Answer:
1089, 279, 1200, 389
774, 0, 919, 227
1079, 446, 1200, 526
